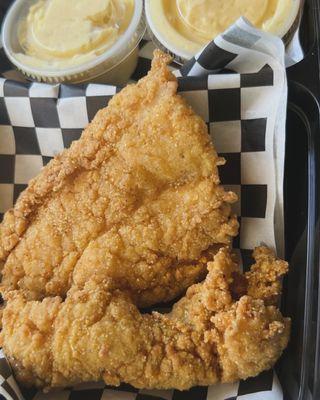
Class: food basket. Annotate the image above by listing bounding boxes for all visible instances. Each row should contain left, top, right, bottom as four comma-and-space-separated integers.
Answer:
279, 0, 320, 397
0, 1, 319, 400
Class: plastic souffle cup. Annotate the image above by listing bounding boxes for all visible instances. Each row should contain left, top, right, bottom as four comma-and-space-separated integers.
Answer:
1, 0, 145, 85
145, 0, 302, 63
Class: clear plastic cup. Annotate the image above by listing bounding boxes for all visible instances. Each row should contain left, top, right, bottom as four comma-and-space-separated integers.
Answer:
145, 0, 302, 63
1, 0, 145, 85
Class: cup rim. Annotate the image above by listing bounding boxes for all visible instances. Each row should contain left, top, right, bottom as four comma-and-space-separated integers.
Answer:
270, 0, 301, 39
1, 0, 144, 78
144, 0, 192, 60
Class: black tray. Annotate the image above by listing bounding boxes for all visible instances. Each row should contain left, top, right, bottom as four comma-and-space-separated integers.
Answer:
280, 0, 320, 398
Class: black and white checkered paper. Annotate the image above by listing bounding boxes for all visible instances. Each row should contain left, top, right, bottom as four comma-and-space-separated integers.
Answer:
0, 18, 287, 400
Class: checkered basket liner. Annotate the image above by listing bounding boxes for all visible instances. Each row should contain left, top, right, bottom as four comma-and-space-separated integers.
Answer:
0, 18, 287, 400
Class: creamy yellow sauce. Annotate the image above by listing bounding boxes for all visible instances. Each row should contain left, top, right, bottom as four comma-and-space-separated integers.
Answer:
15, 0, 134, 69
148, 0, 295, 57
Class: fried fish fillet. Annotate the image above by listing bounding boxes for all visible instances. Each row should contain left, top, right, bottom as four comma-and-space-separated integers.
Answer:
0, 247, 290, 390
0, 50, 238, 307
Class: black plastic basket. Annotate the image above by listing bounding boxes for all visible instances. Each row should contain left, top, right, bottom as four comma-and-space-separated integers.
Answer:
280, 0, 320, 398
